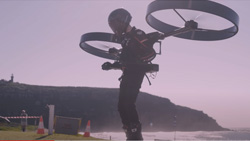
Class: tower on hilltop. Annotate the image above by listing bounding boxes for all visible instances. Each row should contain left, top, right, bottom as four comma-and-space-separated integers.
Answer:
10, 74, 14, 83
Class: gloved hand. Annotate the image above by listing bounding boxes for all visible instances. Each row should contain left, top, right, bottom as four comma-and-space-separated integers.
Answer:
102, 62, 112, 70
112, 62, 121, 69
147, 32, 165, 41
109, 48, 118, 54
159, 33, 166, 40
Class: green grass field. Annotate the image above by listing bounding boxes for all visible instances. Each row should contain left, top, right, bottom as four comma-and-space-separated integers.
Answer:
0, 131, 100, 140
0, 123, 101, 140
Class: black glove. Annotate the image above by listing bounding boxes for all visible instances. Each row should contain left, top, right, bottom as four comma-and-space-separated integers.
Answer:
102, 62, 112, 70
147, 32, 165, 42
112, 62, 122, 69
109, 48, 118, 54
159, 33, 166, 40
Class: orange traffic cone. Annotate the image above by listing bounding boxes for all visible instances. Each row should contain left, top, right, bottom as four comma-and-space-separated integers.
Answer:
37, 116, 45, 134
83, 120, 91, 137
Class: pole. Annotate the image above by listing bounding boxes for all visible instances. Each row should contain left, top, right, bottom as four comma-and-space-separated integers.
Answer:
48, 105, 55, 135
173, 115, 177, 141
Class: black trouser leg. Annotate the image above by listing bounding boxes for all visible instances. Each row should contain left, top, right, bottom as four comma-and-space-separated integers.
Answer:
118, 71, 145, 140
118, 84, 140, 125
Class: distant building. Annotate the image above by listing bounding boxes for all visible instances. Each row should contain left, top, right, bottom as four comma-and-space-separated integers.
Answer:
0, 79, 7, 84
0, 74, 14, 84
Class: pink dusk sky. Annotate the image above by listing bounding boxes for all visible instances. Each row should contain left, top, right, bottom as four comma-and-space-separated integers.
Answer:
0, 0, 249, 128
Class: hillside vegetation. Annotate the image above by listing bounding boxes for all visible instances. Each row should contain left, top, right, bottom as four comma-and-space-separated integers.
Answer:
0, 82, 227, 132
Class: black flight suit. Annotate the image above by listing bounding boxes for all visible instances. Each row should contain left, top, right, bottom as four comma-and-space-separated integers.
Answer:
117, 27, 160, 140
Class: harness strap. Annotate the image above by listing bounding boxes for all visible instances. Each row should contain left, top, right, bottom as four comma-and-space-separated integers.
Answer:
118, 74, 124, 81
145, 74, 152, 86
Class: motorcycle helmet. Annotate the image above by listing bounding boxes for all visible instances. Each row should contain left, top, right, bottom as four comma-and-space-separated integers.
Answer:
108, 8, 132, 36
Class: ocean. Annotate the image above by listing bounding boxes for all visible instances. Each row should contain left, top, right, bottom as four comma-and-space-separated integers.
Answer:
86, 128, 250, 140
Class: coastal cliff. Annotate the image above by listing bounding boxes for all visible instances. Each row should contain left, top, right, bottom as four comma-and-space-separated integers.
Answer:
0, 82, 227, 132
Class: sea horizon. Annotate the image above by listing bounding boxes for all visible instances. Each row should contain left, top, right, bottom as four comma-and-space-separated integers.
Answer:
80, 127, 250, 140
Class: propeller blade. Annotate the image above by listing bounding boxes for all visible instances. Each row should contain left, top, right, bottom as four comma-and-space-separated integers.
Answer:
173, 9, 187, 23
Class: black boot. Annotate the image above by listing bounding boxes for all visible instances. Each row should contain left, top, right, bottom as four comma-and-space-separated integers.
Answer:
123, 123, 143, 140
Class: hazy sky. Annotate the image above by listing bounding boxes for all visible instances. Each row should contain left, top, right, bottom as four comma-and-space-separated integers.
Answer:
0, 0, 249, 128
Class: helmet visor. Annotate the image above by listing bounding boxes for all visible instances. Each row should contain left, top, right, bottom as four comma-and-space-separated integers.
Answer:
109, 20, 127, 36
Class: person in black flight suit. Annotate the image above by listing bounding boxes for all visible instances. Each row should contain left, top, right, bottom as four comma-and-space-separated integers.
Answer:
102, 8, 164, 140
